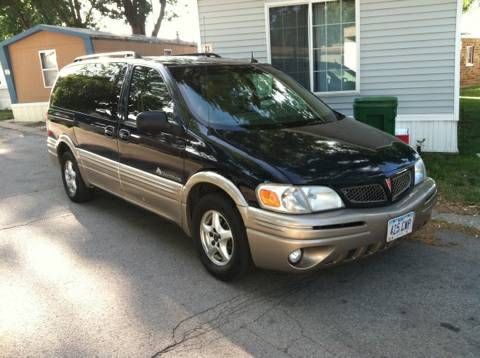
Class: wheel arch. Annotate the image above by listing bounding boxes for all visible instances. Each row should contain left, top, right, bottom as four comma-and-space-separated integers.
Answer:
181, 171, 249, 236
56, 135, 78, 159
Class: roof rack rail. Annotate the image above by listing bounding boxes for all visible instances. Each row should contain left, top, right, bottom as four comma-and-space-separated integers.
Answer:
73, 51, 141, 62
174, 52, 222, 58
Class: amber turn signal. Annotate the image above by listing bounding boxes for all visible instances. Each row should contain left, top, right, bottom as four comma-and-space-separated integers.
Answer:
258, 189, 281, 208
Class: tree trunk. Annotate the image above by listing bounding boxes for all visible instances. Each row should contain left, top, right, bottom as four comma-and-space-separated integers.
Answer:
130, 22, 146, 35
123, 0, 146, 35
151, 0, 166, 37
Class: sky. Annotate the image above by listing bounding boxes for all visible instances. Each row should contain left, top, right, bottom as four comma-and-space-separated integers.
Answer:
462, 0, 480, 37
96, 0, 201, 44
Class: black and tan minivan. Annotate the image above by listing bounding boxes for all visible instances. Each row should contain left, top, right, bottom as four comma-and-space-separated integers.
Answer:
47, 52, 437, 280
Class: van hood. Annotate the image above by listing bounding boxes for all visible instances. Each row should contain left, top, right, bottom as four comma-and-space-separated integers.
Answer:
213, 118, 417, 186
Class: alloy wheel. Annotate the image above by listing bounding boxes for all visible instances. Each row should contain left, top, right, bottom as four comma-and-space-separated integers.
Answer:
64, 160, 77, 197
200, 210, 234, 266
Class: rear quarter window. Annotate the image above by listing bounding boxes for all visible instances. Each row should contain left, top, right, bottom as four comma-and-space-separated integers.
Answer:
50, 62, 127, 121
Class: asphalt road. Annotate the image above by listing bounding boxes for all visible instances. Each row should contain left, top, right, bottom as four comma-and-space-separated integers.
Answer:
1, 125, 479, 357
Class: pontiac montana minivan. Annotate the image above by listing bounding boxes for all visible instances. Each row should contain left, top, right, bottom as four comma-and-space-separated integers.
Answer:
47, 52, 437, 281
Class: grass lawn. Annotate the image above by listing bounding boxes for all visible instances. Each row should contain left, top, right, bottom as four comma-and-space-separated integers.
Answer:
461, 85, 480, 97
422, 88, 480, 209
0, 109, 13, 121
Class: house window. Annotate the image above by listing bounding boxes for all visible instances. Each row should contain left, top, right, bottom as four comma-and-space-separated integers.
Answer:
39, 49, 58, 88
269, 5, 309, 88
267, 0, 358, 93
466, 46, 474, 66
164, 48, 173, 56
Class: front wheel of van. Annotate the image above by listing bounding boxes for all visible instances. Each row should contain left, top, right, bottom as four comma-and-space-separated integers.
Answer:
60, 151, 93, 203
192, 193, 252, 281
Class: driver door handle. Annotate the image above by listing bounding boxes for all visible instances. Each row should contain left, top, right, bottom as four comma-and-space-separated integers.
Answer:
119, 129, 130, 141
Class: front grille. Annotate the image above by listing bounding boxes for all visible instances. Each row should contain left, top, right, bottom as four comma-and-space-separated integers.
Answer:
341, 184, 387, 204
391, 170, 412, 200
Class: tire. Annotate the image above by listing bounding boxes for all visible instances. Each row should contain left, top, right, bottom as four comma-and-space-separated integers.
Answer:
192, 193, 252, 281
60, 151, 93, 203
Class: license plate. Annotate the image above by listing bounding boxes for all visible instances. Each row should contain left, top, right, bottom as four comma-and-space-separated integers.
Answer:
386, 212, 415, 242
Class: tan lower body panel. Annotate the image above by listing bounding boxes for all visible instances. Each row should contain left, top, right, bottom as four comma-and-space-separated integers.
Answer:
77, 148, 183, 225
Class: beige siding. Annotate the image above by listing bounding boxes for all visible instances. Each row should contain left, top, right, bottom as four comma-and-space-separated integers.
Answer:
92, 39, 196, 56
8, 31, 86, 103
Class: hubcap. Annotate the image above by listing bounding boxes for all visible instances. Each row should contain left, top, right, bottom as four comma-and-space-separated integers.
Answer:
64, 160, 77, 196
200, 210, 234, 266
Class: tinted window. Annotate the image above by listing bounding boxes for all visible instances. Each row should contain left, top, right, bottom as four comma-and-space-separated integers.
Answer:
127, 66, 174, 123
51, 62, 126, 121
168, 64, 338, 128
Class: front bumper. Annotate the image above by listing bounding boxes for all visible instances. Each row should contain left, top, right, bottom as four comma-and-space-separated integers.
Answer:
243, 178, 437, 272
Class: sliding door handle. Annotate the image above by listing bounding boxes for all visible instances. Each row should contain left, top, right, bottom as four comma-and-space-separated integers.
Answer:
119, 129, 130, 141
104, 125, 115, 137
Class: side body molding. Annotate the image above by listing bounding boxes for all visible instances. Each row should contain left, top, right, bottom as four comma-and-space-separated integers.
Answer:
180, 171, 249, 236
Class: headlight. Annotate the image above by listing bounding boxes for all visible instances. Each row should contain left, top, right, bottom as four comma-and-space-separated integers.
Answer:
414, 158, 427, 185
256, 184, 344, 214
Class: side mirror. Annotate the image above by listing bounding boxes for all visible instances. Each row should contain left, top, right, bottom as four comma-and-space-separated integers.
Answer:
137, 111, 169, 134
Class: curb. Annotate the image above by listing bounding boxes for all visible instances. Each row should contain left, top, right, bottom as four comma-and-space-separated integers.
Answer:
0, 121, 46, 137
432, 211, 480, 231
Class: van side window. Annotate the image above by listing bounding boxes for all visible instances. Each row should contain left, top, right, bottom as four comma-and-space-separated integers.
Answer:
51, 62, 126, 121
127, 66, 174, 123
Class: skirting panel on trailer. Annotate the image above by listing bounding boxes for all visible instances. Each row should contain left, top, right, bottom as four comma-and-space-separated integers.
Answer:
396, 114, 458, 153
0, 88, 11, 109
11, 102, 48, 122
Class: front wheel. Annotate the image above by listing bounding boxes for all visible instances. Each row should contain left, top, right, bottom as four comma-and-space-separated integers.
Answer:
192, 193, 252, 281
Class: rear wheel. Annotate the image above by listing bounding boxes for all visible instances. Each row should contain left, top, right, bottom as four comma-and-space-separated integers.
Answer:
60, 151, 93, 203
192, 193, 251, 281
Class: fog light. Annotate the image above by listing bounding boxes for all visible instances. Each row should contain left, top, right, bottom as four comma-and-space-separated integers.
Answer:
288, 249, 303, 265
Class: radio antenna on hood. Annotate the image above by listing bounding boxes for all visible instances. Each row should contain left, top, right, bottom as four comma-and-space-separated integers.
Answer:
250, 51, 258, 63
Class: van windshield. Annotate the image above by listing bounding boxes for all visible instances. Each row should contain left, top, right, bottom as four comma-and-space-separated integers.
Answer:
167, 64, 340, 128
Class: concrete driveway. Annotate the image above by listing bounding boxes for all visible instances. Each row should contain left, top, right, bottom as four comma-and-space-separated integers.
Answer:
0, 124, 479, 357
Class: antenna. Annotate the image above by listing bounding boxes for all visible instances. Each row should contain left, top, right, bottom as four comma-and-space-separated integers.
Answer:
202, 16, 207, 52
250, 51, 258, 63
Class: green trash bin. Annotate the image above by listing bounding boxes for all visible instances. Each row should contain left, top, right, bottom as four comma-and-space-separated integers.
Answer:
353, 96, 398, 135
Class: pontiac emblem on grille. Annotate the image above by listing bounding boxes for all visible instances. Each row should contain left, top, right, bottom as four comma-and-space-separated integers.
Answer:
385, 178, 392, 192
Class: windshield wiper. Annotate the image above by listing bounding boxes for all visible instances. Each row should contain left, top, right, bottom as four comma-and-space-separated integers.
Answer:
239, 118, 325, 129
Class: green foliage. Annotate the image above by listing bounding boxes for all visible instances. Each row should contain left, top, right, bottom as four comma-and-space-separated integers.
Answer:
0, 0, 55, 40
463, 0, 476, 12
0, 0, 112, 41
0, 109, 13, 121
0, 0, 182, 40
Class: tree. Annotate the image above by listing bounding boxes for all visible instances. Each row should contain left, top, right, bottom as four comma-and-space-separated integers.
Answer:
0, 0, 181, 41
463, 0, 476, 12
151, 0, 179, 37
47, 0, 110, 28
0, 0, 55, 40
0, 0, 109, 40
103, 0, 179, 36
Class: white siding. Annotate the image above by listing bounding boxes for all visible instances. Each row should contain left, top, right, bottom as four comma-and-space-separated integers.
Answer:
0, 88, 11, 109
197, 0, 459, 152
198, 0, 267, 59
11, 102, 48, 122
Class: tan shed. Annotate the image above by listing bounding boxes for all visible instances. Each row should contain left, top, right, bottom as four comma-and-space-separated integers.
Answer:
0, 25, 196, 121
